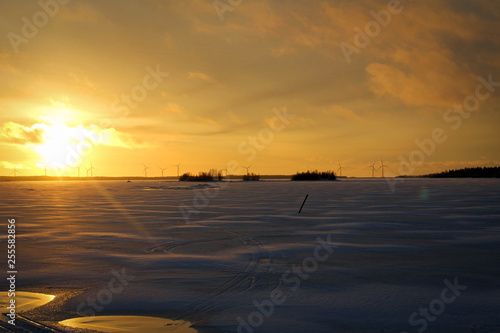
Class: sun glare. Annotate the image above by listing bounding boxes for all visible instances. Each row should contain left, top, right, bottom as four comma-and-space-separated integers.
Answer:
35, 119, 101, 170
36, 122, 73, 167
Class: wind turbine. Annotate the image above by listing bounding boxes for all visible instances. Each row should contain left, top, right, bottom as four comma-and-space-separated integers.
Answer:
159, 167, 168, 177
368, 162, 378, 178
10, 167, 18, 177
75, 166, 81, 178
143, 164, 150, 177
242, 165, 251, 175
221, 167, 229, 177
337, 161, 344, 177
173, 162, 181, 177
43, 163, 50, 176
88, 162, 96, 177
379, 158, 388, 178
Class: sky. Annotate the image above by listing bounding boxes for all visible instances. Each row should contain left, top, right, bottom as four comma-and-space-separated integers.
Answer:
0, 0, 499, 177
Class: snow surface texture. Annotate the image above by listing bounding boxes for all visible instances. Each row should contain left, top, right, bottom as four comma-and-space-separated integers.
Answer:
0, 178, 499, 332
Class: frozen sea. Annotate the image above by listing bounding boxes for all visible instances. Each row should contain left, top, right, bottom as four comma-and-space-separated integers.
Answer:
1, 178, 499, 332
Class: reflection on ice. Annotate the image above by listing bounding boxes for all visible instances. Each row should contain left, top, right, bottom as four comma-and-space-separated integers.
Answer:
0, 291, 55, 312
60, 315, 197, 333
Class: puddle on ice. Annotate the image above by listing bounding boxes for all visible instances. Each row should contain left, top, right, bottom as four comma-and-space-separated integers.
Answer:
0, 291, 55, 312
59, 315, 197, 333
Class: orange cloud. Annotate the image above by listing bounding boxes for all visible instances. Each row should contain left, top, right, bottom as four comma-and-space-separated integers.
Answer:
58, 2, 103, 23
326, 105, 363, 121
188, 72, 217, 83
0, 122, 44, 145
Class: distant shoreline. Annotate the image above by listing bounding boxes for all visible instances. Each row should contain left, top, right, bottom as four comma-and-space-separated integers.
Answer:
398, 166, 500, 179
2, 167, 499, 182
1, 175, 498, 182
0, 175, 293, 182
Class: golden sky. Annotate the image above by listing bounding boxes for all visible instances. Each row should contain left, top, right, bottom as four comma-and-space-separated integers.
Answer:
1, 0, 499, 177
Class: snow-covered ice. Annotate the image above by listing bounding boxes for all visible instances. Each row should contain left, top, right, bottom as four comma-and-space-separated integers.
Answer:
0, 178, 499, 332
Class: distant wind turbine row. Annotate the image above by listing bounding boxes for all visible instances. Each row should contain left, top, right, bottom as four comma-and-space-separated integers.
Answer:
367, 158, 390, 178
140, 162, 180, 177
4, 162, 97, 177
6, 159, 391, 178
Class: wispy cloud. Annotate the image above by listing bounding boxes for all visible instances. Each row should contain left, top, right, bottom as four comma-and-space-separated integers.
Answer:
95, 126, 149, 149
0, 121, 148, 149
325, 105, 363, 121
188, 72, 217, 83
58, 2, 103, 23
0, 122, 45, 145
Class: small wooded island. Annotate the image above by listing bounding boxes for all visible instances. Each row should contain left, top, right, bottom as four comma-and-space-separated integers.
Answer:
291, 170, 337, 181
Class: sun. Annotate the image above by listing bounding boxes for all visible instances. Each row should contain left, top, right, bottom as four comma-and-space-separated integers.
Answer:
35, 119, 100, 170
36, 122, 74, 167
